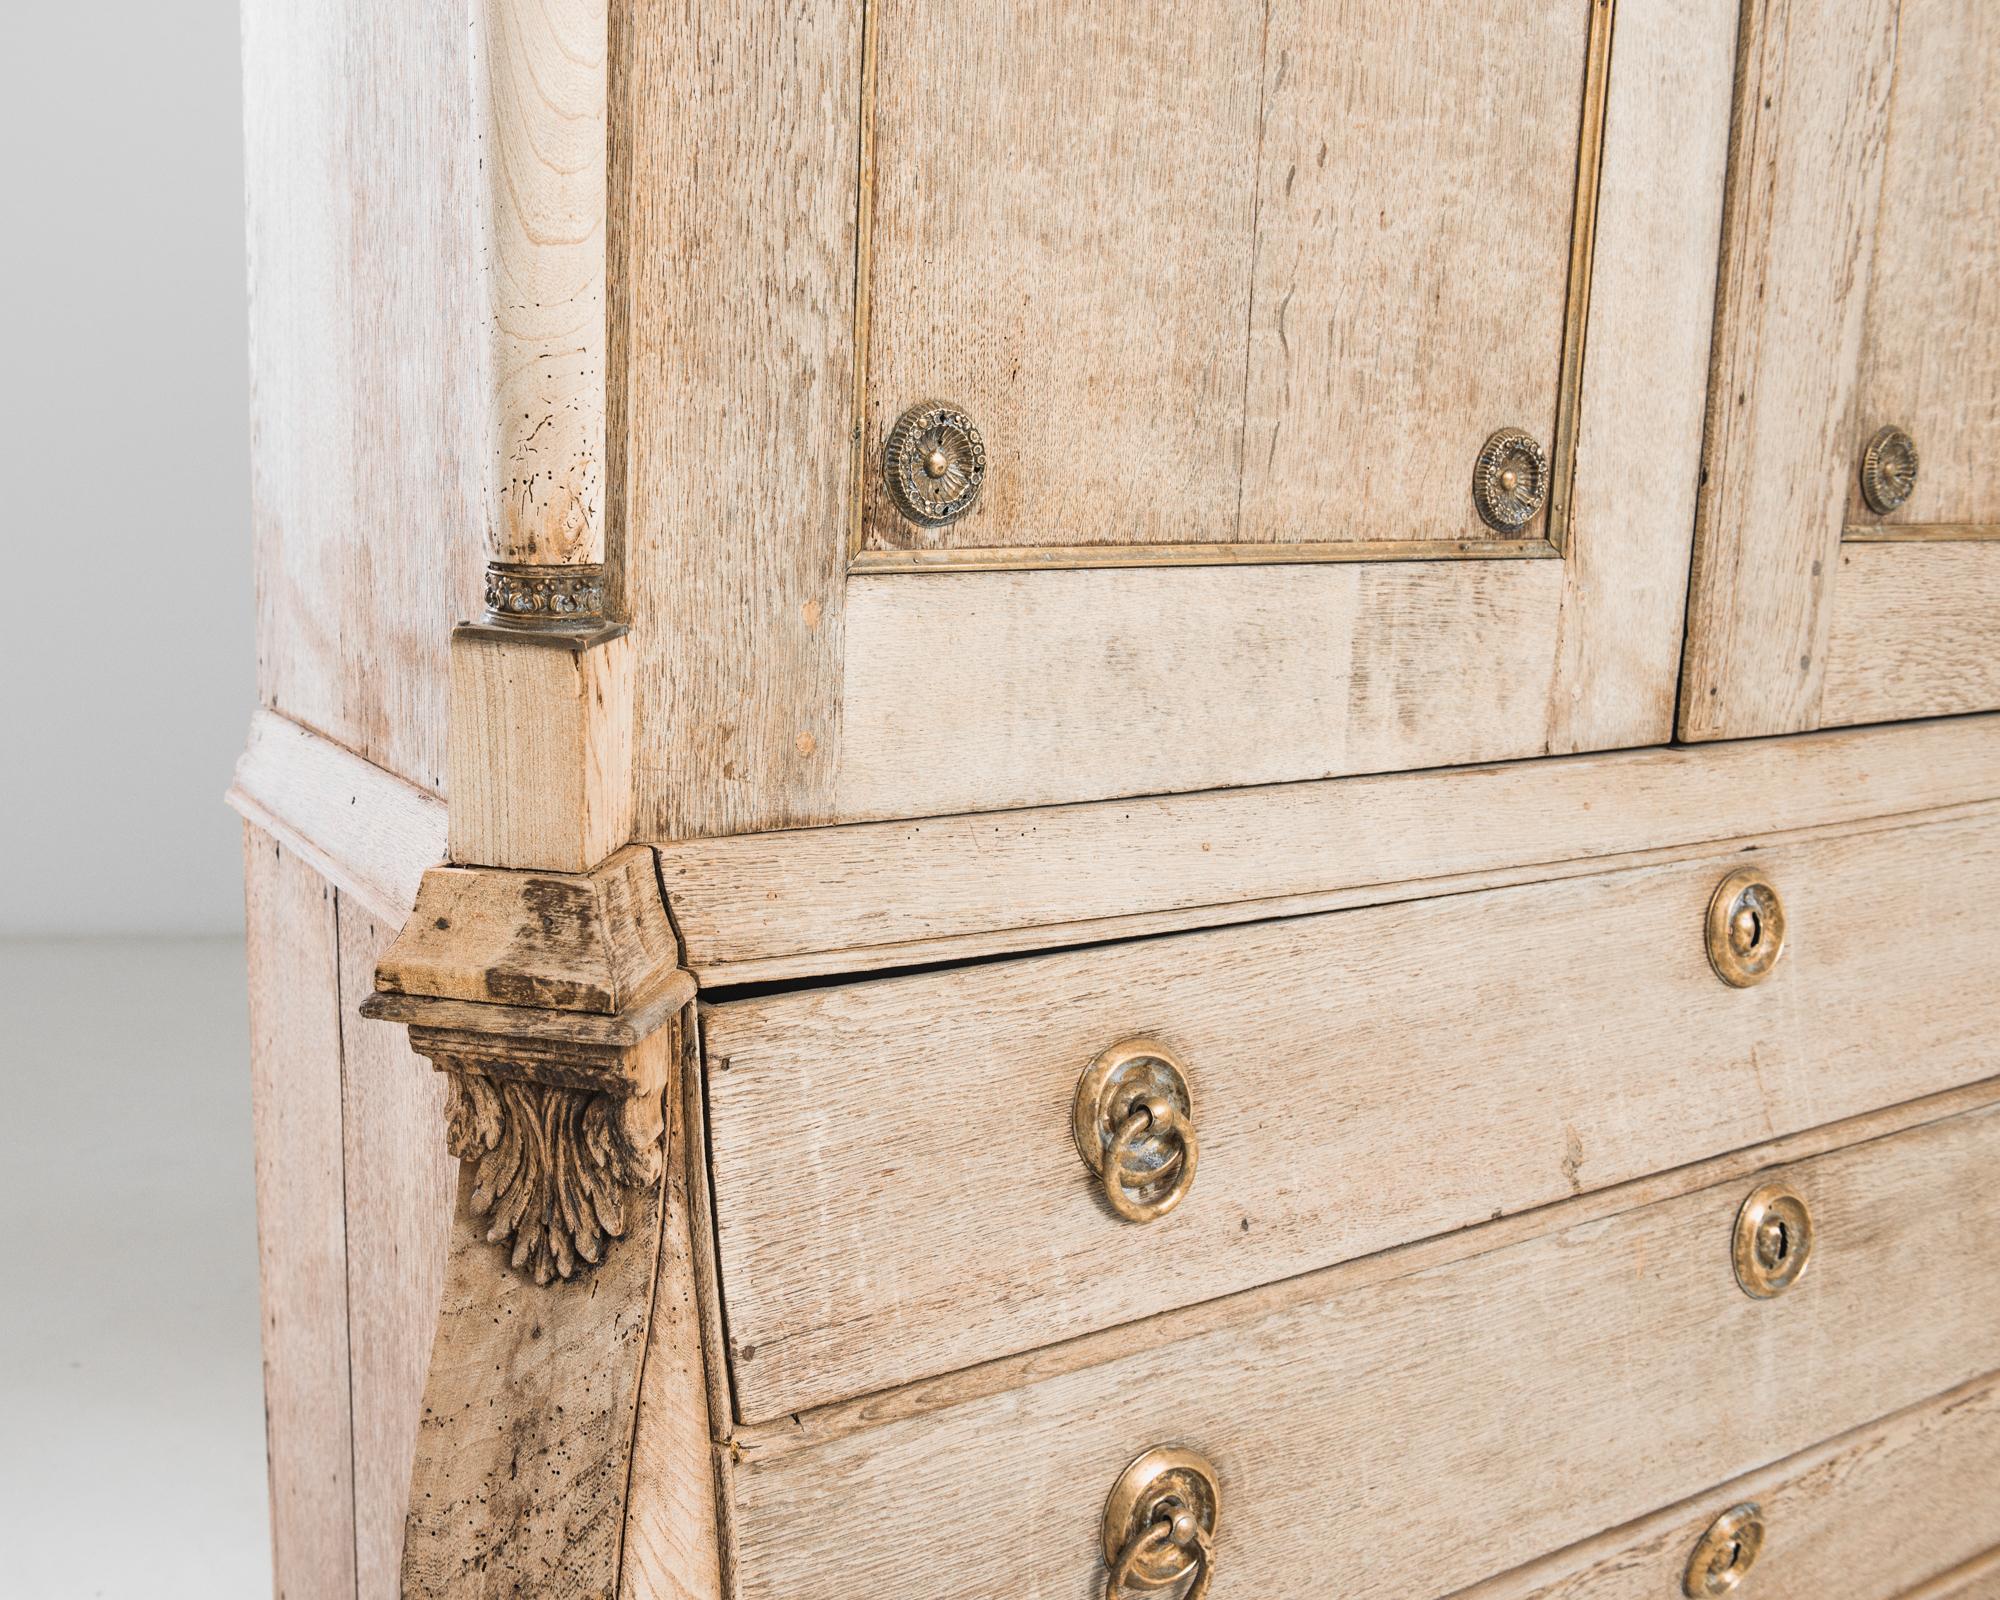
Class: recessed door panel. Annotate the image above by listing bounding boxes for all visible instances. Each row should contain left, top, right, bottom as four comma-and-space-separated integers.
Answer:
857, 0, 1599, 568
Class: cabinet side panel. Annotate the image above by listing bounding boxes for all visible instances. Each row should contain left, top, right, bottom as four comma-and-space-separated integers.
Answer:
243, 826, 358, 1599
334, 902, 456, 1600
242, 0, 486, 793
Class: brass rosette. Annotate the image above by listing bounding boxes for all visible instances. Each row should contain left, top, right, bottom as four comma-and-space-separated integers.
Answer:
1859, 424, 1918, 515
884, 400, 986, 527
1472, 427, 1549, 532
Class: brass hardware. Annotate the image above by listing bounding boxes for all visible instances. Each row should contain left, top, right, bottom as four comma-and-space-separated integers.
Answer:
1705, 869, 1787, 988
1101, 1446, 1220, 1599
1733, 1182, 1813, 1299
1860, 425, 1919, 515
1473, 428, 1550, 531
1684, 1503, 1766, 1596
884, 400, 986, 526
1074, 1039, 1199, 1223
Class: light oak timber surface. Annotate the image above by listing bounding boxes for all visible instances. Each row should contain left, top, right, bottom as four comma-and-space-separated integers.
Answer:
335, 908, 455, 1600
228, 708, 448, 929
858, 0, 1259, 557
1547, 0, 1736, 754
401, 1020, 682, 1599
658, 713, 2000, 982
242, 0, 486, 794
446, 627, 634, 873
832, 558, 1566, 821
1679, 0, 1901, 739
629, 0, 1735, 836
738, 1079, 2000, 1453
1234, 0, 1584, 549
1821, 543, 2000, 727
1454, 1370, 2000, 1600
723, 1098, 2000, 1600
1850, 0, 2000, 532
705, 806, 2000, 1419
243, 829, 356, 1599
618, 1023, 724, 1600
1904, 1550, 2000, 1600
622, 0, 859, 840
374, 846, 679, 1016
477, 0, 607, 568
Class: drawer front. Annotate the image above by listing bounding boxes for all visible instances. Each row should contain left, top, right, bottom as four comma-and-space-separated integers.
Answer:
704, 807, 2000, 1420
1459, 1372, 2000, 1600
725, 1100, 2000, 1600
1905, 1551, 2000, 1600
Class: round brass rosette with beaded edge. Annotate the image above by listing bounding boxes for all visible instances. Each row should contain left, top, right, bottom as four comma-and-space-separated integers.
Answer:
1859, 424, 1919, 515
1472, 427, 1549, 532
884, 400, 986, 527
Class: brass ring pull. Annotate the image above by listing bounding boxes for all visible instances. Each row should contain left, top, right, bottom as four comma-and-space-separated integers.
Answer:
1074, 1039, 1199, 1223
1101, 1447, 1221, 1599
1109, 1517, 1214, 1600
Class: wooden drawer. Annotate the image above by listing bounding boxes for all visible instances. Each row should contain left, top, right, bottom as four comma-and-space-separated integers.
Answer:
1458, 1371, 2000, 1600
722, 1098, 2000, 1600
703, 806, 2000, 1420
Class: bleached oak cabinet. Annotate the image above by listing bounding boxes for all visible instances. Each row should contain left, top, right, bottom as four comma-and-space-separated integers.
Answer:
231, 1, 2000, 1596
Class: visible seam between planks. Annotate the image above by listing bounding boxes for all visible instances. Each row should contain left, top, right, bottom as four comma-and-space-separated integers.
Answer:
329, 886, 364, 1600
1230, 0, 1276, 538
610, 1039, 676, 1600
687, 794, 2000, 994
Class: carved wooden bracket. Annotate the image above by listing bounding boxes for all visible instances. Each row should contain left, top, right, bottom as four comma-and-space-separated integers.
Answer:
360, 844, 694, 1285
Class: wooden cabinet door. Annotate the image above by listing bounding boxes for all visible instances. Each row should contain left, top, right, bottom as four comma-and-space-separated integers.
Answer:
624, 0, 1737, 838
1683, 0, 2000, 739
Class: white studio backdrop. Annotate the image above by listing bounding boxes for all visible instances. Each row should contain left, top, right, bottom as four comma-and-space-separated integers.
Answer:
0, 2, 254, 936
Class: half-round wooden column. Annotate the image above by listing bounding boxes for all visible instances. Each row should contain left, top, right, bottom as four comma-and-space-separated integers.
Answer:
480, 0, 608, 597
448, 0, 632, 871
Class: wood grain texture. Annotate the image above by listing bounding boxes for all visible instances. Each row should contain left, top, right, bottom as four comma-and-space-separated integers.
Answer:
628, 0, 1734, 836
859, 0, 1259, 557
1679, 0, 1902, 738
243, 827, 357, 1600
1903, 1550, 2000, 1600
658, 713, 2000, 982
335, 904, 456, 1600
622, 0, 859, 839
400, 1023, 681, 1598
618, 1024, 724, 1600
1820, 536, 2000, 727
1547, 0, 1738, 752
447, 628, 634, 872
228, 709, 449, 929
478, 0, 608, 567
724, 1100, 2000, 1600
1851, 0, 2000, 530
705, 807, 2000, 1419
242, 0, 486, 793
1234, 0, 1583, 546
832, 558, 1567, 820
375, 847, 679, 1015
1456, 1370, 2000, 1600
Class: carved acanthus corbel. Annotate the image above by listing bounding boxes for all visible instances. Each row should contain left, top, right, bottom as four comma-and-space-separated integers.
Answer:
414, 1028, 667, 1284
360, 844, 694, 1284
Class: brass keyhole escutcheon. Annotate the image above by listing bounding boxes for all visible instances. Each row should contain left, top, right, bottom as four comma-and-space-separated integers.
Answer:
1733, 1182, 1814, 1299
1860, 425, 1919, 515
1706, 869, 1787, 988
1684, 1503, 1765, 1596
1101, 1446, 1220, 1599
1074, 1039, 1199, 1223
884, 400, 987, 527
1472, 427, 1549, 531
